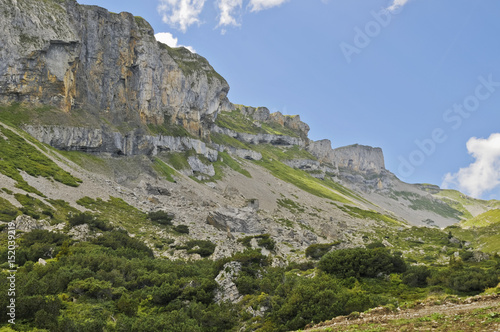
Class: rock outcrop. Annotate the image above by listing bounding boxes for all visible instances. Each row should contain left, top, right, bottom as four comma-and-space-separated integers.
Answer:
307, 139, 335, 162
213, 144, 263, 161
211, 125, 305, 147
214, 261, 243, 304
187, 156, 215, 177
333, 144, 385, 173
207, 207, 265, 234
0, 0, 229, 137
14, 215, 49, 232
239, 105, 310, 138
23, 125, 219, 160
307, 140, 385, 174
283, 159, 338, 179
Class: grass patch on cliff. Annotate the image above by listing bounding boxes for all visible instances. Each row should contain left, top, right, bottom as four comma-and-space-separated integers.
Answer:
215, 109, 266, 135
134, 16, 151, 30
0, 103, 43, 126
437, 189, 498, 207
261, 121, 301, 138
438, 197, 473, 220
215, 109, 301, 138
210, 132, 249, 149
191, 151, 252, 183
147, 118, 193, 137
152, 158, 177, 183
0, 103, 101, 128
253, 144, 316, 161
254, 156, 351, 204
59, 150, 106, 168
0, 126, 82, 195
254, 144, 374, 205
216, 152, 251, 178
162, 151, 193, 172
158, 42, 225, 83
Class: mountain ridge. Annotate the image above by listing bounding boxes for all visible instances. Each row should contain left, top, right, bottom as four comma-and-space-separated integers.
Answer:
0, 0, 388, 176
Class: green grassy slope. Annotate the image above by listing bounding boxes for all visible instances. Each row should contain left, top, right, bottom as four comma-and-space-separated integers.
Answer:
462, 209, 500, 228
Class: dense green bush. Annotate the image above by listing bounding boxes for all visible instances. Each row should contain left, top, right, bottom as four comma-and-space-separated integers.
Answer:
257, 234, 276, 251
459, 250, 474, 262
68, 277, 113, 299
2, 199, 500, 332
148, 210, 174, 225
92, 230, 154, 258
446, 266, 499, 293
318, 248, 406, 279
178, 240, 216, 257
402, 265, 430, 287
68, 211, 113, 231
5, 230, 71, 265
174, 224, 189, 234
268, 273, 386, 331
238, 234, 276, 251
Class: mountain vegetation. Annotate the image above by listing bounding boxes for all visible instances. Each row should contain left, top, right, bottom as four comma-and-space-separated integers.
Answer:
0, 0, 499, 330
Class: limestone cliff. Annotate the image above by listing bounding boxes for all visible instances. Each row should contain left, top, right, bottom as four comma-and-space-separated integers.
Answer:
238, 105, 310, 139
0, 0, 387, 175
0, 0, 230, 137
332, 144, 385, 173
307, 140, 385, 174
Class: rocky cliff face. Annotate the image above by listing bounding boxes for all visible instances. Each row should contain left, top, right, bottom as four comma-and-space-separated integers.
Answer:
23, 124, 219, 160
332, 144, 385, 173
0, 0, 230, 137
307, 140, 385, 174
238, 105, 310, 138
0, 0, 387, 176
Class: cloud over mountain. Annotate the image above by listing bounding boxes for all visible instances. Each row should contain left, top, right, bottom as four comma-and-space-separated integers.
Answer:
442, 133, 500, 198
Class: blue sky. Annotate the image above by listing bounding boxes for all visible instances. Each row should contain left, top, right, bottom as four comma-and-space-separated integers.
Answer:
78, 0, 500, 200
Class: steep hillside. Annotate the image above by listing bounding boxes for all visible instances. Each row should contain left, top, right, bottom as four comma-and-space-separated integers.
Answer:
1, 0, 499, 264
1, 1, 500, 331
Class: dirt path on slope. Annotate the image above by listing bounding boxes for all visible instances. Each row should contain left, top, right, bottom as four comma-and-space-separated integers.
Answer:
302, 294, 500, 331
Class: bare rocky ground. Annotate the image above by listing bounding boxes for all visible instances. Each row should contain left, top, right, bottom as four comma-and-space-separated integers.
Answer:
301, 294, 500, 332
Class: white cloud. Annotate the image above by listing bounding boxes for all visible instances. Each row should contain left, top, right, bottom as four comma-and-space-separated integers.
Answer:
248, 0, 288, 12
155, 32, 196, 53
217, 0, 242, 27
442, 133, 500, 198
387, 0, 409, 12
157, 0, 206, 32
156, 0, 289, 33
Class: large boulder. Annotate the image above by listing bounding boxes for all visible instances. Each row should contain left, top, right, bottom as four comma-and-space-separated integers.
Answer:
207, 207, 264, 234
